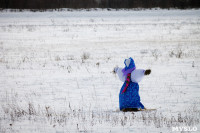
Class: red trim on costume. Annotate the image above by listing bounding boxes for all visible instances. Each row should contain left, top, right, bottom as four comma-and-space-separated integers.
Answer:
121, 73, 131, 94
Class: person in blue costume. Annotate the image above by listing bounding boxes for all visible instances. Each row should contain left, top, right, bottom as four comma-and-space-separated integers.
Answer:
114, 57, 151, 112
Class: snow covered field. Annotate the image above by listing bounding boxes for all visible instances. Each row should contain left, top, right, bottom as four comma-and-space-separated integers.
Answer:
0, 9, 200, 133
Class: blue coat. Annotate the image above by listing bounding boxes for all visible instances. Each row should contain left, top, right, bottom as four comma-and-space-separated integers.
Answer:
119, 81, 144, 110
115, 57, 145, 110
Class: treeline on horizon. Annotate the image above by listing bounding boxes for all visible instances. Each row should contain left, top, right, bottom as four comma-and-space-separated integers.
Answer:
0, 0, 200, 9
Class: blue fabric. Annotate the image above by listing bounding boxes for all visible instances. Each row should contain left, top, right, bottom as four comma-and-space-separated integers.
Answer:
119, 81, 144, 110
124, 57, 136, 71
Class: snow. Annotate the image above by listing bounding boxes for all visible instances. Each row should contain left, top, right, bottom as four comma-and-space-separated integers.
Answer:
0, 9, 200, 133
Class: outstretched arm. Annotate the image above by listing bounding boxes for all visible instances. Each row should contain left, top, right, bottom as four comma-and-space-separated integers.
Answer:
131, 69, 151, 83
131, 69, 145, 83
114, 67, 126, 82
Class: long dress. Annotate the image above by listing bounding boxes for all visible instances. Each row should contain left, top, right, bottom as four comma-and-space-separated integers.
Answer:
116, 68, 145, 110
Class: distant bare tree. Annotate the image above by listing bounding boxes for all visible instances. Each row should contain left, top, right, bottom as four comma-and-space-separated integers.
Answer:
0, 0, 199, 9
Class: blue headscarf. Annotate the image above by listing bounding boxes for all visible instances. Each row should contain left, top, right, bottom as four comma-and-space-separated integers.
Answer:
122, 57, 136, 76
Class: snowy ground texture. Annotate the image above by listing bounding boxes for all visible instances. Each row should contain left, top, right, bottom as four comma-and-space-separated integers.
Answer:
0, 9, 200, 133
